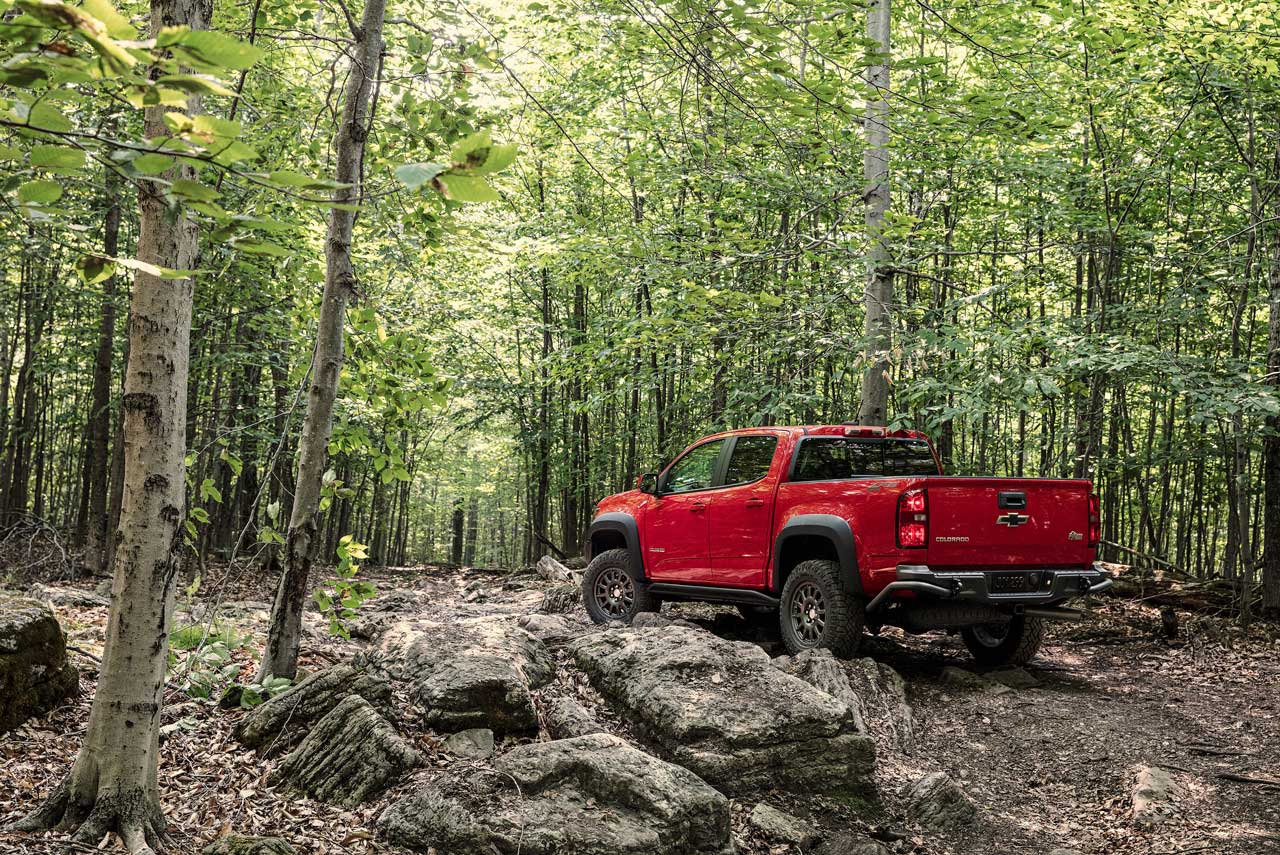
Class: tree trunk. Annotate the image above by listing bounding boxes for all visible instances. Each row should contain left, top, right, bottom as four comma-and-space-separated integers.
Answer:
858, 0, 893, 427
1263, 213, 1280, 618
451, 497, 465, 566
78, 172, 121, 574
9, 0, 205, 846
259, 0, 386, 682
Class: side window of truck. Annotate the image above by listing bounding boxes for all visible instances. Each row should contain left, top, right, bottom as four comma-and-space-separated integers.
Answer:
662, 439, 725, 493
724, 435, 778, 486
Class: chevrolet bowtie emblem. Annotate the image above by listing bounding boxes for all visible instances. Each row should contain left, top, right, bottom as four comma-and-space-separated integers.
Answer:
996, 512, 1029, 527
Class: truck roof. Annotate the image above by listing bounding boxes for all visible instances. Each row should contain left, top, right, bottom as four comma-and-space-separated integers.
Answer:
699, 425, 930, 440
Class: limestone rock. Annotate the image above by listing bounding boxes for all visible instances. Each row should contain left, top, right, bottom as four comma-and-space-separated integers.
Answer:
380, 733, 730, 854
539, 583, 579, 614
360, 616, 552, 735
536, 555, 579, 583
1132, 765, 1181, 826
1048, 849, 1083, 855
517, 612, 574, 642
270, 695, 417, 806
846, 657, 914, 750
570, 625, 876, 796
987, 666, 1040, 690
0, 595, 78, 733
905, 772, 976, 831
940, 665, 1009, 695
202, 836, 295, 855
27, 583, 109, 608
543, 695, 604, 739
444, 728, 495, 759
236, 665, 390, 755
748, 803, 818, 849
774, 648, 869, 732
814, 836, 891, 855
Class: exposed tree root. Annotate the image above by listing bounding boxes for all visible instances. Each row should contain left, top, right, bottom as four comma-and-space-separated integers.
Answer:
6, 776, 166, 855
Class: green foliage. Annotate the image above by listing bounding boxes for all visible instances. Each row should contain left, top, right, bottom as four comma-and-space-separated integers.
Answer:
313, 535, 376, 640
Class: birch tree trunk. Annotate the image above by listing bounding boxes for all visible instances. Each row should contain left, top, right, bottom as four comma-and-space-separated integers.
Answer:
8, 0, 207, 848
858, 0, 893, 427
259, 0, 386, 680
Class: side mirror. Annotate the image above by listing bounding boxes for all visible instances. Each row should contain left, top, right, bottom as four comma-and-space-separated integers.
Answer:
638, 473, 659, 495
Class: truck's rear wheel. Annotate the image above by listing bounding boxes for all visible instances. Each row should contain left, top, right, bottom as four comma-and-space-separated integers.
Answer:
779, 559, 864, 658
582, 548, 655, 624
961, 615, 1044, 666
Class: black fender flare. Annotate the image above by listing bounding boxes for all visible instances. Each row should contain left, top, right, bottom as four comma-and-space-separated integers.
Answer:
770, 514, 862, 596
586, 512, 647, 580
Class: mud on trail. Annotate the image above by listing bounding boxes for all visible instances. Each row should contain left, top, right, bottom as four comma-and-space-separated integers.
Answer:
2, 562, 1278, 855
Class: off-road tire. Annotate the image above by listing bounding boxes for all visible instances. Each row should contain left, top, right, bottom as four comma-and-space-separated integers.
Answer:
961, 615, 1045, 666
779, 559, 865, 658
582, 548, 655, 624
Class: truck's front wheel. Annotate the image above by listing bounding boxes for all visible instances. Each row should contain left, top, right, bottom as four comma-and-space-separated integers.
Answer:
779, 559, 865, 658
961, 615, 1045, 666
582, 548, 656, 624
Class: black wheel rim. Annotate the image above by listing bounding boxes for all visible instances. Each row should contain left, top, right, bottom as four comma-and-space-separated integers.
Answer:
789, 581, 826, 645
594, 568, 635, 617
972, 623, 1009, 647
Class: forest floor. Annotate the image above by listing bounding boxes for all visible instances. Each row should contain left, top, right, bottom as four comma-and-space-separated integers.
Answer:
2, 557, 1279, 855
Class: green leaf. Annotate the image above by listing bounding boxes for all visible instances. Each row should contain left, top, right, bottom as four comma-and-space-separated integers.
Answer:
27, 102, 72, 133
82, 0, 136, 38
451, 128, 491, 162
170, 29, 264, 71
132, 153, 175, 174
17, 179, 62, 204
473, 143, 517, 175
76, 255, 116, 284
157, 73, 236, 96
170, 178, 220, 202
437, 174, 499, 203
231, 238, 291, 257
30, 145, 85, 170
265, 170, 348, 190
394, 162, 446, 191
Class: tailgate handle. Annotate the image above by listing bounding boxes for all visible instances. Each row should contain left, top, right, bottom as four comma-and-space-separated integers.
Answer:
998, 491, 1026, 509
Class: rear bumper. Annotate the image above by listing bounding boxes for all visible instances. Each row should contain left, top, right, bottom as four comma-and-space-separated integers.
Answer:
867, 562, 1113, 612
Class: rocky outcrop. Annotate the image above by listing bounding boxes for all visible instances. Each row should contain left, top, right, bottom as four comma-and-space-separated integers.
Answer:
380, 733, 731, 854
270, 695, 417, 806
516, 612, 574, 642
905, 772, 976, 831
748, 803, 818, 849
543, 695, 605, 739
1132, 765, 1181, 826
236, 665, 390, 755
846, 657, 914, 751
939, 665, 1009, 695
0, 595, 78, 733
360, 616, 552, 735
774, 648, 870, 731
27, 583, 110, 608
202, 836, 295, 855
539, 583, 579, 614
443, 727, 494, 759
570, 625, 876, 796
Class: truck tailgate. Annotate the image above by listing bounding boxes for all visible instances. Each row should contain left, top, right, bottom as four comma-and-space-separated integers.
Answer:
924, 477, 1093, 568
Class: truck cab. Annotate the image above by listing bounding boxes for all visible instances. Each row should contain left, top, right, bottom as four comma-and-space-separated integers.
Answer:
583, 425, 1112, 665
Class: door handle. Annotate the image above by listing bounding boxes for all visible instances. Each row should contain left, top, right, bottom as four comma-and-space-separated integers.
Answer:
745, 498, 765, 507
689, 501, 707, 513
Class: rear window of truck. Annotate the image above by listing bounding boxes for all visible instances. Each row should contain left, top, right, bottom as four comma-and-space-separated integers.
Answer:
791, 437, 940, 481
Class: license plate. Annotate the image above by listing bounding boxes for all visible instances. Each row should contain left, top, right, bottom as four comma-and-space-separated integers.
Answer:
991, 572, 1029, 593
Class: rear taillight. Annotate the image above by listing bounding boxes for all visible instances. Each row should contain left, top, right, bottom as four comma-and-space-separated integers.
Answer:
1088, 493, 1100, 548
897, 488, 928, 548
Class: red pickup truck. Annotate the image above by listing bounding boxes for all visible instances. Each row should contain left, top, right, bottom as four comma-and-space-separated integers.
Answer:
583, 425, 1111, 666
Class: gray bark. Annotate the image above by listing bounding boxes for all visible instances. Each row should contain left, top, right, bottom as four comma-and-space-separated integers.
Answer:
259, 0, 386, 681
8, 0, 207, 848
858, 0, 893, 427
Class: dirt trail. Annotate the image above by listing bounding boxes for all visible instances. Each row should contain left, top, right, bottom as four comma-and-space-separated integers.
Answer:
2, 564, 1278, 855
